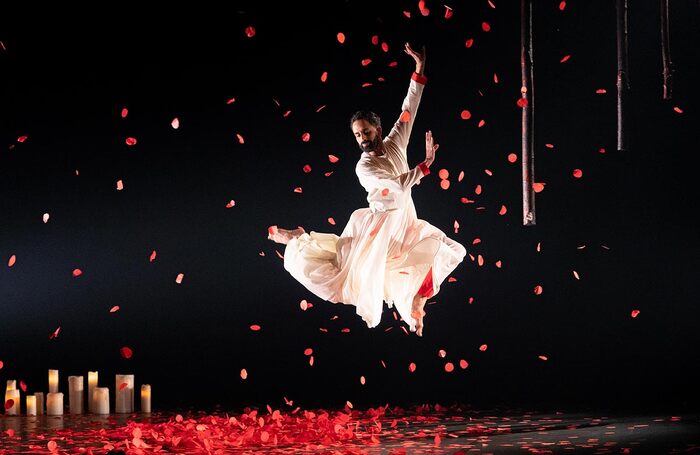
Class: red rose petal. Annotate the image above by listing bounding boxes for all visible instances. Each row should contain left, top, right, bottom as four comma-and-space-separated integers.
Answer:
408, 362, 416, 373
534, 285, 543, 295
507, 153, 517, 163
8, 254, 16, 267
245, 26, 256, 38
120, 346, 133, 359
250, 324, 261, 331
149, 250, 157, 262
125, 137, 137, 146
460, 110, 471, 120
399, 111, 411, 123
301, 132, 311, 142
72, 268, 82, 277
336, 32, 346, 44
110, 306, 120, 313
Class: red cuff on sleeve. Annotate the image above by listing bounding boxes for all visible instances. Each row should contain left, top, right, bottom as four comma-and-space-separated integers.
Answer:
418, 162, 430, 176
411, 72, 428, 85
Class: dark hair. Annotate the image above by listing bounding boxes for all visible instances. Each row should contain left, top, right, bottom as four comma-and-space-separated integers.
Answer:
350, 110, 381, 129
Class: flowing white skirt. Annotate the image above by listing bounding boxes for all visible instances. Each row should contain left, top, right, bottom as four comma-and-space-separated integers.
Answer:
283, 207, 466, 330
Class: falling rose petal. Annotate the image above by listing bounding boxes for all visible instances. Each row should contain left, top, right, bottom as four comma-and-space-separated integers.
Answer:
573, 168, 583, 178
360, 375, 366, 385
336, 32, 346, 43
381, 42, 389, 52
43, 213, 50, 223
236, 133, 245, 144
8, 255, 16, 267
316, 105, 326, 112
472, 238, 481, 244
488, 0, 496, 8
17, 135, 29, 143
440, 179, 450, 190
460, 110, 472, 120
0, 360, 3, 369
149, 250, 157, 262
244, 26, 256, 38
482, 22, 491, 32
495, 260, 502, 268
475, 184, 482, 195
226, 199, 235, 208
458, 171, 464, 181
537, 242, 541, 252
494, 73, 499, 83
599, 147, 607, 153
399, 111, 411, 123
125, 137, 137, 146
116, 179, 124, 191
304, 348, 313, 356
240, 369, 248, 380
559, 1, 566, 10
294, 187, 303, 193
301, 132, 311, 142
49, 327, 61, 339
361, 82, 373, 88
171, 117, 180, 129
438, 169, 449, 179
438, 349, 447, 358
539, 355, 548, 361
120, 346, 133, 359
545, 143, 554, 149
371, 35, 379, 45
403, 10, 411, 18
283, 110, 292, 117
309, 356, 314, 366
444, 362, 455, 373
226, 97, 236, 104
573, 270, 580, 280
596, 89, 607, 94
517, 97, 528, 108
110, 306, 120, 313
560, 54, 571, 63
453, 220, 459, 233
328, 154, 339, 163
72, 268, 82, 277
479, 344, 488, 352
444, 5, 453, 19
320, 71, 328, 82
121, 108, 129, 118
408, 362, 417, 373
328, 217, 336, 225
175, 273, 184, 284
465, 38, 474, 48
4, 399, 13, 410
534, 285, 543, 295
300, 299, 309, 311
631, 309, 640, 318
477, 255, 484, 266
478, 119, 486, 127
250, 324, 261, 331
302, 164, 312, 174
459, 359, 469, 369
507, 153, 518, 163
361, 58, 372, 66
499, 205, 507, 215
533, 182, 545, 193
673, 106, 683, 114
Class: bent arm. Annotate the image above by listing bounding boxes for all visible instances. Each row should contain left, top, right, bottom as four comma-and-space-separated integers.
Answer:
356, 160, 430, 194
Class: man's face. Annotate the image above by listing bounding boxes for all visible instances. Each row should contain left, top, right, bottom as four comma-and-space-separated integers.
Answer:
352, 120, 382, 153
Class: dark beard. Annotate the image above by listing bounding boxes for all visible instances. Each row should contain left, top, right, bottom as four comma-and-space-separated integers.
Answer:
359, 136, 381, 153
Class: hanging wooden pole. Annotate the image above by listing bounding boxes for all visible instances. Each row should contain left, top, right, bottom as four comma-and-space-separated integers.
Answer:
521, 0, 536, 226
616, 0, 630, 151
660, 0, 673, 99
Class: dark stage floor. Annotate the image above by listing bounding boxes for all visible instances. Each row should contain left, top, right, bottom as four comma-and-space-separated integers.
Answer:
2, 406, 699, 454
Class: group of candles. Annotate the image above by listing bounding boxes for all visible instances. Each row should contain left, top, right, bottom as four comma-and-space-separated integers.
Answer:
3, 369, 151, 415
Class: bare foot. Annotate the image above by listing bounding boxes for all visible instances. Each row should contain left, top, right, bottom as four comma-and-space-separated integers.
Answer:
411, 294, 427, 337
267, 225, 305, 245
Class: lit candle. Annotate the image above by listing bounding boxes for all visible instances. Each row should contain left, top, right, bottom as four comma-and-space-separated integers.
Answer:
140, 384, 151, 413
93, 387, 109, 414
87, 371, 98, 413
46, 392, 63, 415
4, 389, 19, 415
6, 379, 16, 391
68, 375, 84, 414
26, 395, 37, 416
35, 392, 45, 415
115, 374, 134, 413
48, 369, 59, 393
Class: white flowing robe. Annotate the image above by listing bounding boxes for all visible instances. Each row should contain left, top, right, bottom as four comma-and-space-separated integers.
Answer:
283, 75, 467, 330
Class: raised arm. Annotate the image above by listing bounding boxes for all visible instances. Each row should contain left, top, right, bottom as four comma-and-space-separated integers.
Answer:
386, 43, 428, 153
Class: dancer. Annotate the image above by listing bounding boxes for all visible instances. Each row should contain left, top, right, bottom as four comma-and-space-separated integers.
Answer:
269, 43, 466, 336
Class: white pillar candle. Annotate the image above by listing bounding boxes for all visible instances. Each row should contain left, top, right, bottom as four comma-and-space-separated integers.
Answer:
35, 392, 44, 415
140, 384, 151, 413
93, 387, 109, 414
68, 375, 84, 414
26, 395, 37, 416
4, 389, 20, 415
6, 379, 16, 391
115, 374, 134, 413
48, 369, 59, 393
87, 371, 98, 413
46, 392, 63, 415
